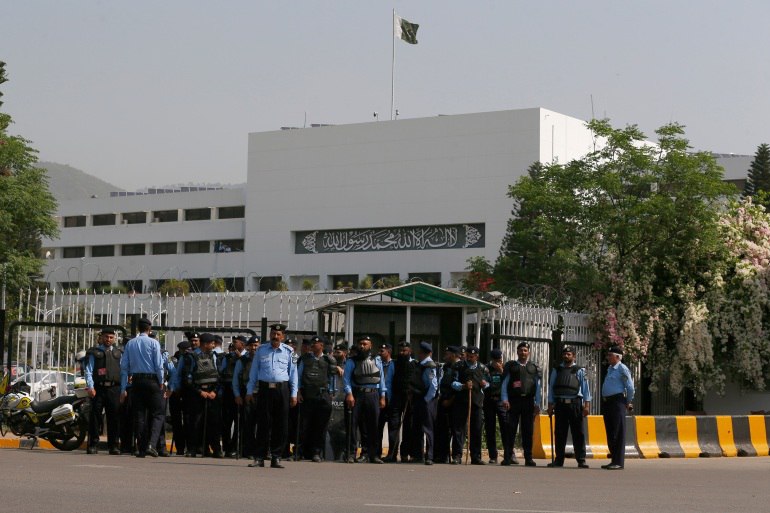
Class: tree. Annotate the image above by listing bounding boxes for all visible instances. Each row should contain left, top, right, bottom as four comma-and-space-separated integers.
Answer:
459, 256, 495, 294
495, 119, 735, 394
0, 61, 59, 292
743, 143, 770, 208
208, 277, 226, 292
159, 278, 190, 296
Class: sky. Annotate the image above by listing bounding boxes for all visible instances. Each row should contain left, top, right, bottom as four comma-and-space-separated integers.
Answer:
1, 1, 769, 190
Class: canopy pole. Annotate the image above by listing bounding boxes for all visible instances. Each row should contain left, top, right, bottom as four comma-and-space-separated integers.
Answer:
406, 305, 412, 342
475, 308, 482, 348
461, 307, 468, 347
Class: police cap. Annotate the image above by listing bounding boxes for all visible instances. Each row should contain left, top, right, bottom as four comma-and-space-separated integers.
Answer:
397, 340, 410, 348
490, 348, 503, 360
418, 341, 432, 354
99, 328, 116, 335
445, 345, 461, 355
465, 346, 479, 355
608, 345, 624, 356
357, 335, 373, 342
270, 323, 287, 332
379, 342, 392, 351
334, 343, 349, 351
232, 335, 248, 343
562, 345, 576, 354
185, 331, 200, 341
247, 335, 261, 344
517, 341, 531, 350
199, 333, 216, 344
308, 335, 326, 345
177, 341, 191, 350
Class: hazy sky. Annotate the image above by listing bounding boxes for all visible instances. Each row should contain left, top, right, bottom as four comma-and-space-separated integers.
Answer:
1, 1, 769, 189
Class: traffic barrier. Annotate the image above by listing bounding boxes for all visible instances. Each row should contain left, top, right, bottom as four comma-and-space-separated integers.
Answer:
694, 416, 724, 457
731, 415, 769, 457
532, 414, 552, 460
715, 415, 737, 457
635, 416, 659, 458
654, 416, 687, 458
584, 415, 608, 459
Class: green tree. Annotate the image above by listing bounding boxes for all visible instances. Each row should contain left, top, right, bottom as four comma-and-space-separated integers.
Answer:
743, 143, 770, 207
208, 277, 226, 292
0, 61, 59, 291
459, 256, 495, 294
159, 278, 190, 296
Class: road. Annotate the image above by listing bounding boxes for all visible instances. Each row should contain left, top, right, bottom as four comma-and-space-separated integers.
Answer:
0, 450, 767, 513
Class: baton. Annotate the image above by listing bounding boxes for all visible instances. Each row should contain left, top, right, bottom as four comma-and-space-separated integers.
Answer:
202, 395, 208, 457
549, 412, 554, 464
345, 404, 352, 462
465, 385, 472, 465
236, 404, 241, 460
294, 402, 301, 462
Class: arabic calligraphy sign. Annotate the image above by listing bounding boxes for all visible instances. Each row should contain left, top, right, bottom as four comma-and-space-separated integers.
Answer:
295, 223, 484, 254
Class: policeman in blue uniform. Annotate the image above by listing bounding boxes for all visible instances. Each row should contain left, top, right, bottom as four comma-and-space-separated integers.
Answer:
451, 346, 489, 465
547, 345, 591, 468
245, 323, 298, 468
601, 345, 634, 470
84, 328, 123, 455
411, 341, 438, 465
119, 317, 165, 458
154, 332, 173, 457
220, 335, 246, 457
343, 335, 386, 464
434, 345, 461, 463
297, 335, 337, 462
233, 335, 260, 458
501, 341, 542, 466
169, 340, 191, 455
483, 348, 507, 464
375, 343, 395, 461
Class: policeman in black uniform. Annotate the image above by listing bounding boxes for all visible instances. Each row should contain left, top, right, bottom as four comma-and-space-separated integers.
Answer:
411, 341, 438, 465
220, 335, 245, 457
233, 335, 260, 458
483, 348, 507, 464
501, 342, 542, 466
547, 346, 591, 468
182, 333, 224, 458
169, 340, 191, 455
388, 340, 417, 462
84, 328, 123, 455
434, 345, 461, 463
297, 335, 337, 462
451, 346, 489, 465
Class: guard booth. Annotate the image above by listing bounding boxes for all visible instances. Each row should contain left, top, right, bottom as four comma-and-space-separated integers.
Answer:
311, 282, 498, 354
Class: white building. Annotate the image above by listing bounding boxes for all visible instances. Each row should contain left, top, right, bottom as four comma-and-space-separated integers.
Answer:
41, 108, 597, 292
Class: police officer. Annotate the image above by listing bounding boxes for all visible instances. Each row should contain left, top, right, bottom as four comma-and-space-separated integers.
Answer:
601, 345, 634, 470
375, 343, 395, 461
119, 317, 165, 458
451, 346, 489, 465
330, 342, 351, 461
483, 348, 507, 464
233, 335, 260, 459
84, 328, 123, 455
190, 333, 224, 457
388, 339, 416, 462
245, 323, 298, 469
501, 342, 542, 466
343, 335, 386, 464
220, 335, 246, 458
168, 340, 190, 455
285, 337, 302, 459
547, 346, 591, 468
434, 345, 461, 464
297, 335, 337, 462
411, 341, 438, 465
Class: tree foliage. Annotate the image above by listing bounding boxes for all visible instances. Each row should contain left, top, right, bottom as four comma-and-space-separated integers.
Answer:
743, 143, 770, 208
159, 278, 190, 296
0, 61, 59, 292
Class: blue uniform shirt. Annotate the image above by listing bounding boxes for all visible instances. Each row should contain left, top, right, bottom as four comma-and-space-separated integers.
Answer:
381, 358, 395, 402
547, 363, 591, 404
419, 357, 438, 402
343, 356, 387, 397
246, 342, 298, 397
120, 333, 164, 393
84, 344, 109, 389
602, 361, 634, 402
500, 359, 542, 406
232, 357, 247, 397
169, 350, 194, 392
162, 351, 174, 386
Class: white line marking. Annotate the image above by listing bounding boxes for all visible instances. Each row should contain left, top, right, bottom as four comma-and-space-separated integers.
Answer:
72, 464, 123, 469
364, 504, 601, 513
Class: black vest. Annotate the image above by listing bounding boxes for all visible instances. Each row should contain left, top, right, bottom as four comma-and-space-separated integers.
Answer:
193, 352, 219, 385
88, 345, 122, 384
352, 355, 380, 386
239, 354, 254, 392
505, 360, 540, 399
439, 362, 457, 398
300, 353, 335, 398
553, 365, 582, 397
220, 353, 239, 385
392, 355, 416, 395
412, 360, 437, 398
455, 361, 487, 407
486, 361, 505, 399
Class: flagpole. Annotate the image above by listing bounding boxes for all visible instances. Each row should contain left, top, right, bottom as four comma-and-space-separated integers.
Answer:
391, 8, 396, 121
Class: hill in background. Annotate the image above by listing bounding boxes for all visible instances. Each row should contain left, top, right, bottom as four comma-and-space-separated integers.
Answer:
38, 161, 123, 202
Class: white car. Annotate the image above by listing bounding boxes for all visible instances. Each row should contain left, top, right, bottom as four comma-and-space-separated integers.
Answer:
11, 371, 76, 401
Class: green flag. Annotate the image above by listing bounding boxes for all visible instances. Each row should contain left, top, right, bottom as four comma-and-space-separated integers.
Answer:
394, 15, 419, 45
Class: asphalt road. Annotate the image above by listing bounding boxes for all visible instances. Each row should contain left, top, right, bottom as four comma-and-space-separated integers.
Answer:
0, 450, 767, 513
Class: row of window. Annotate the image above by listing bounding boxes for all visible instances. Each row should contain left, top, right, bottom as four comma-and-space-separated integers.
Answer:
62, 206, 245, 228
60, 239, 245, 258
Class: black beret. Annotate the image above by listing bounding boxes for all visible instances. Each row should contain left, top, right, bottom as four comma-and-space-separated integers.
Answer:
397, 340, 410, 347
465, 346, 479, 355
308, 335, 326, 344
418, 341, 432, 354
517, 341, 531, 350
286, 337, 298, 346
490, 348, 503, 359
177, 341, 191, 350
270, 323, 287, 332
100, 328, 116, 335
247, 335, 261, 344
460, 346, 468, 352
357, 335, 373, 342
232, 335, 248, 343
137, 317, 152, 328
608, 345, 624, 356
334, 343, 349, 351
562, 345, 576, 354
185, 331, 200, 340
199, 333, 216, 343
445, 345, 460, 355
379, 343, 392, 351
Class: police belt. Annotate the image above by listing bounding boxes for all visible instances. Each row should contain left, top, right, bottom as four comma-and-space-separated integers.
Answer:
259, 381, 286, 389
602, 393, 625, 402
353, 386, 378, 394
96, 381, 117, 387
303, 387, 329, 397
555, 397, 581, 404
132, 373, 158, 381
198, 384, 217, 391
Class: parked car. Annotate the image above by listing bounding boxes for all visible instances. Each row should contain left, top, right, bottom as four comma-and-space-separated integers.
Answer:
11, 370, 76, 400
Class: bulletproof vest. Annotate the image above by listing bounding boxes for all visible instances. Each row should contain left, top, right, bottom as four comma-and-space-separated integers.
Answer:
352, 354, 380, 385
88, 346, 122, 383
220, 353, 238, 385
486, 361, 505, 398
456, 361, 487, 407
439, 362, 457, 397
412, 360, 437, 397
240, 354, 254, 390
506, 360, 540, 399
553, 365, 582, 397
392, 355, 416, 395
181, 353, 195, 386
300, 353, 333, 398
192, 352, 219, 385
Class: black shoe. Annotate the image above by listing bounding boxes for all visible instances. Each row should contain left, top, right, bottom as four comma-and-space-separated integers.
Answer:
109, 448, 121, 456
311, 454, 322, 463
546, 462, 563, 468
271, 457, 285, 469
248, 458, 265, 468
424, 460, 433, 466
525, 459, 537, 467
146, 447, 159, 458
212, 451, 224, 459
577, 461, 589, 469
511, 457, 520, 465
135, 452, 146, 458
601, 463, 611, 469
370, 457, 384, 464
158, 450, 170, 457
87, 446, 98, 455
488, 458, 497, 465
500, 459, 511, 466
185, 452, 197, 458
411, 458, 424, 464
605, 464, 623, 470
382, 455, 396, 463
471, 459, 486, 465
226, 451, 237, 458
345, 456, 355, 464
356, 455, 368, 463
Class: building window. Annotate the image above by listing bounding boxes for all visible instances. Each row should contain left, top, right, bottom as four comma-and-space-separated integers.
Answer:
214, 239, 244, 252
224, 277, 245, 292
408, 272, 442, 286
62, 246, 85, 258
184, 208, 211, 221
152, 242, 177, 255
218, 206, 245, 219
184, 240, 210, 254
57, 282, 79, 290
187, 278, 207, 293
330, 274, 358, 290
92, 213, 116, 226
152, 210, 178, 223
63, 216, 86, 228
121, 243, 146, 256
91, 245, 115, 258
119, 280, 142, 293
258, 276, 284, 291
88, 281, 111, 292
122, 212, 147, 224
371, 273, 401, 288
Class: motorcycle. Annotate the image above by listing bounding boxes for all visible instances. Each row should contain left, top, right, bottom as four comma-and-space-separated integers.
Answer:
0, 379, 90, 451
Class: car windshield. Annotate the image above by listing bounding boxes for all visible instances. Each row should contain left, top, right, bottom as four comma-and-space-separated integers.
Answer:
14, 371, 52, 383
